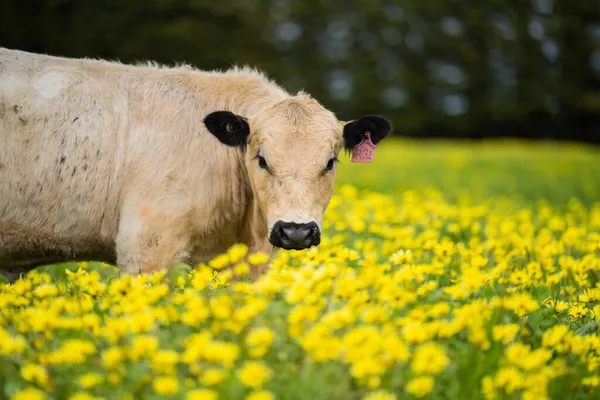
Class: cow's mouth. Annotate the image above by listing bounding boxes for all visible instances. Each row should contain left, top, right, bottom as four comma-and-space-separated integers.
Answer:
268, 221, 321, 250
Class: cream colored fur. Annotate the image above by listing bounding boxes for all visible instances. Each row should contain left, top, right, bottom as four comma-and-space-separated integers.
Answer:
0, 48, 346, 280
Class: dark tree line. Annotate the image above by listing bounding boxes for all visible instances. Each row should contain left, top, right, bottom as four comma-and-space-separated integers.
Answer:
2, 0, 600, 143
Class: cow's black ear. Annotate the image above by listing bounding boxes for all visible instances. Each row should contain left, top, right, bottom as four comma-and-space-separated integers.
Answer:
203, 111, 250, 149
342, 115, 392, 152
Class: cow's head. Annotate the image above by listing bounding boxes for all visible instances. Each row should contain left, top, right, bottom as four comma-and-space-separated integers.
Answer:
203, 94, 391, 250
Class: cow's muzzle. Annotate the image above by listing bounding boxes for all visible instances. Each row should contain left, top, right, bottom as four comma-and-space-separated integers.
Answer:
269, 221, 321, 250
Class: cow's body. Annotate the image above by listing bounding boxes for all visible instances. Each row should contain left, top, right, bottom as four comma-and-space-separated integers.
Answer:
0, 48, 391, 282
0, 48, 287, 280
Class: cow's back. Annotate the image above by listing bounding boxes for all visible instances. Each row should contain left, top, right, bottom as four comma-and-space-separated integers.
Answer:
0, 48, 127, 271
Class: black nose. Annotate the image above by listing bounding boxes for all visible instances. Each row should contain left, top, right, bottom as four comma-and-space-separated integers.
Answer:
269, 221, 321, 250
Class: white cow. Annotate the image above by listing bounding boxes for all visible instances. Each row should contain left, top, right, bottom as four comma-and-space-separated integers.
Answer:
0, 47, 391, 281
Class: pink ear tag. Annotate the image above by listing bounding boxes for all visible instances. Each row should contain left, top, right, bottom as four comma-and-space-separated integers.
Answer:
351, 131, 376, 163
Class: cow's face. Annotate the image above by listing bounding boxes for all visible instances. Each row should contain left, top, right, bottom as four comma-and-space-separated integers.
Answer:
204, 94, 391, 251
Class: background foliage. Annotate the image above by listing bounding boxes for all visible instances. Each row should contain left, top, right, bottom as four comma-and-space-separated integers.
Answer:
2, 0, 600, 143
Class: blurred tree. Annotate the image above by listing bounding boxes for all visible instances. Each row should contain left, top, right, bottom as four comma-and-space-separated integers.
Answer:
1, 0, 599, 142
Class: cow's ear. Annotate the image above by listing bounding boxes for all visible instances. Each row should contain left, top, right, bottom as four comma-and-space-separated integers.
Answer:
203, 111, 250, 149
342, 115, 392, 152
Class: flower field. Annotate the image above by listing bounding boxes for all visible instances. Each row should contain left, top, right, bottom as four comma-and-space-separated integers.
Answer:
1, 139, 600, 400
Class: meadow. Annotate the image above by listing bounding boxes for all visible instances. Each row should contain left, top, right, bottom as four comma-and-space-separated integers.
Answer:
1, 138, 600, 400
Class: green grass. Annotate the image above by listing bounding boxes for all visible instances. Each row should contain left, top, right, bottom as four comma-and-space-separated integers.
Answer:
337, 138, 600, 205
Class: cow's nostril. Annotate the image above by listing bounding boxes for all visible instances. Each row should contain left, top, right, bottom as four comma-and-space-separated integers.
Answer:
282, 225, 311, 243
277, 224, 289, 241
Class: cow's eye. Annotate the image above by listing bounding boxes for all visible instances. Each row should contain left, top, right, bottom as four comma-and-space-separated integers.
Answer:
257, 155, 269, 171
324, 157, 338, 173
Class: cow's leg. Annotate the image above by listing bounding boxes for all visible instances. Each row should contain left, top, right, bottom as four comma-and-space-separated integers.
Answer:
115, 203, 191, 276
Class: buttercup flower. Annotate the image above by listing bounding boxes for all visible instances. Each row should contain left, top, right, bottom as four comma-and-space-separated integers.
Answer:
245, 390, 275, 400
411, 343, 450, 375
153, 376, 179, 396
237, 361, 274, 388
11, 387, 46, 400
407, 376, 435, 398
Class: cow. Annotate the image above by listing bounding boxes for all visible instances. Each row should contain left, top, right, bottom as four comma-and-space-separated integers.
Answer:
0, 47, 391, 282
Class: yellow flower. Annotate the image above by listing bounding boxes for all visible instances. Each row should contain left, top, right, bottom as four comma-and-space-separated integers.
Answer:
210, 294, 234, 319
492, 324, 520, 344
129, 311, 156, 333
102, 317, 129, 344
501, 293, 539, 317
151, 350, 179, 374
101, 347, 124, 369
521, 348, 553, 371
568, 303, 589, 321
228, 243, 249, 263
407, 375, 435, 398
237, 361, 274, 388
34, 284, 58, 298
245, 327, 275, 357
362, 390, 397, 400
153, 376, 179, 396
582, 376, 600, 387
522, 372, 550, 400
129, 335, 159, 361
201, 368, 229, 386
411, 343, 450, 375
246, 390, 275, 400
186, 388, 219, 400
494, 367, 524, 394
350, 357, 386, 380
48, 339, 96, 364
20, 364, 49, 387
382, 335, 409, 363
212, 270, 234, 288
592, 305, 600, 321
11, 387, 45, 400
234, 262, 251, 276
203, 340, 240, 368
0, 331, 26, 356
505, 342, 531, 365
481, 376, 497, 400
541, 324, 572, 350
361, 306, 390, 324
191, 266, 214, 290
248, 252, 270, 266
579, 288, 600, 303
78, 373, 103, 388
209, 253, 231, 270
